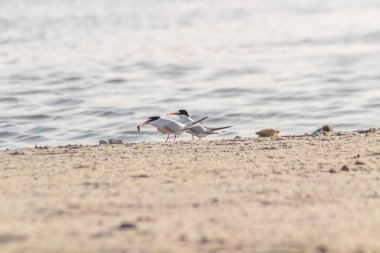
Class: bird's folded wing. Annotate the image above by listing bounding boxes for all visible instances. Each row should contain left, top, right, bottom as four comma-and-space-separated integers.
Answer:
164, 122, 181, 133
189, 126, 206, 134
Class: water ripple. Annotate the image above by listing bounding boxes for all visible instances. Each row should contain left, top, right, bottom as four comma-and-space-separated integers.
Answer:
1, 0, 380, 148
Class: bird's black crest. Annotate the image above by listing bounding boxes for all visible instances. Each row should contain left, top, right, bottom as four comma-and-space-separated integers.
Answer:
178, 109, 189, 117
148, 116, 160, 122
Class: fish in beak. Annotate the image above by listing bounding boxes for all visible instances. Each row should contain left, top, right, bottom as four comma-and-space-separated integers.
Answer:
137, 121, 149, 131
137, 116, 160, 132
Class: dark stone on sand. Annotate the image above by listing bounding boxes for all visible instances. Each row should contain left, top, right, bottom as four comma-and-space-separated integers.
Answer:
99, 140, 108, 145
316, 245, 328, 253
192, 203, 200, 208
321, 125, 333, 132
108, 139, 123, 144
0, 233, 27, 243
131, 174, 150, 178
355, 161, 366, 165
233, 135, 242, 140
199, 236, 210, 244
341, 165, 350, 172
34, 145, 49, 149
118, 222, 137, 230
178, 234, 187, 242
210, 198, 219, 203
329, 169, 337, 173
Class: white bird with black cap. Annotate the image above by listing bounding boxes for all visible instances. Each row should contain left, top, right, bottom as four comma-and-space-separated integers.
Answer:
167, 109, 232, 140
137, 115, 208, 142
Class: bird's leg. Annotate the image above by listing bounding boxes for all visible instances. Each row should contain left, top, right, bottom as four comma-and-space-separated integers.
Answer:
192, 135, 194, 141
165, 134, 170, 142
174, 135, 177, 142
199, 137, 201, 141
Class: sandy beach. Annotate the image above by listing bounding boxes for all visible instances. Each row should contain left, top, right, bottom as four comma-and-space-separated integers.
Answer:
1, 132, 380, 253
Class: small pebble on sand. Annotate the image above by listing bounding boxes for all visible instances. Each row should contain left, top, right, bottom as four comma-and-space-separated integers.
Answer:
108, 139, 123, 144
321, 125, 333, 132
118, 222, 137, 230
256, 129, 280, 137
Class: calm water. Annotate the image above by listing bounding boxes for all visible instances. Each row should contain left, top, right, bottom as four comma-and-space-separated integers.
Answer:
1, 0, 380, 148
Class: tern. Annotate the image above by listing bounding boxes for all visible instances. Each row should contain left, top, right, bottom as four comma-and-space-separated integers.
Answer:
137, 115, 208, 142
167, 109, 232, 140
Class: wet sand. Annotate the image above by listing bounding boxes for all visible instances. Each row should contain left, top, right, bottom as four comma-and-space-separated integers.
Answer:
1, 132, 380, 253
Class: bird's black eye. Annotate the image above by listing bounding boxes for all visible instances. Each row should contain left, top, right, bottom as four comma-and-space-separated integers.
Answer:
148, 116, 160, 122
179, 109, 189, 117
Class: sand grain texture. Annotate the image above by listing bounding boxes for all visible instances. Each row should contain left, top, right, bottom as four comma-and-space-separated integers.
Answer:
1, 133, 380, 253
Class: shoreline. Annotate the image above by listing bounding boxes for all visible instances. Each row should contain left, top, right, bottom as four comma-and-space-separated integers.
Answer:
2, 127, 378, 151
1, 132, 380, 252
1, 126, 378, 151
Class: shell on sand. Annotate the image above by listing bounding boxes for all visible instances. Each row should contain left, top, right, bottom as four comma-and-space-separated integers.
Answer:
256, 129, 280, 137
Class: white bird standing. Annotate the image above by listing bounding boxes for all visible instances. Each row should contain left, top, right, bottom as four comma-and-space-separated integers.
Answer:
137, 115, 208, 142
167, 109, 232, 140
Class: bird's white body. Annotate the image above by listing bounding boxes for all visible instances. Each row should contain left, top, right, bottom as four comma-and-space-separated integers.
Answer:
149, 117, 187, 135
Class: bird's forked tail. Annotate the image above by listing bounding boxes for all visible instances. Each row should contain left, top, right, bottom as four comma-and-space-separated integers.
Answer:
207, 125, 232, 131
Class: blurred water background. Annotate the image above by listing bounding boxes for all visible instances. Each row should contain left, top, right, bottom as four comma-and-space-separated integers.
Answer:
1, 0, 380, 148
